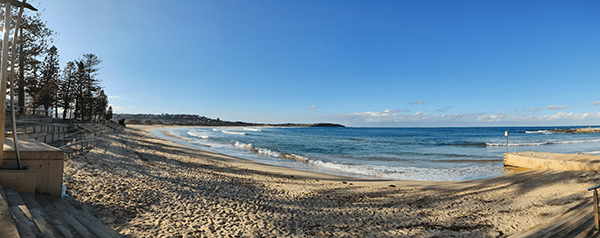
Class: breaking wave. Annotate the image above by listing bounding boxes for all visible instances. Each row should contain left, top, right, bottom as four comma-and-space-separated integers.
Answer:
231, 140, 312, 163
222, 130, 246, 136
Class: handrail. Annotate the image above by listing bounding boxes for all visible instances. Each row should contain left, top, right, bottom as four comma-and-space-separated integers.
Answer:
58, 138, 106, 149
589, 184, 600, 230
588, 184, 600, 191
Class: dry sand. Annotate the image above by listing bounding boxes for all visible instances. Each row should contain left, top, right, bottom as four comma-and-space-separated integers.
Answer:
61, 125, 600, 237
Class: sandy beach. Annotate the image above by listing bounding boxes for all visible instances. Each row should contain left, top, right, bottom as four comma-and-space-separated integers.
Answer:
61, 125, 600, 237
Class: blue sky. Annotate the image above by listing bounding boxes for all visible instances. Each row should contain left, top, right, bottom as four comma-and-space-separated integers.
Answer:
39, 0, 600, 127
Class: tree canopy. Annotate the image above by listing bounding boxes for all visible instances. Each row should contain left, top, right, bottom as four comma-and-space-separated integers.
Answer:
0, 2, 111, 121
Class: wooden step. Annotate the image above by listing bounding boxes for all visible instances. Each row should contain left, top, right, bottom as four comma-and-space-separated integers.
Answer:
0, 185, 20, 238
21, 192, 74, 238
6, 189, 58, 238
52, 197, 120, 238
4, 188, 40, 238
40, 196, 121, 238
36, 195, 86, 238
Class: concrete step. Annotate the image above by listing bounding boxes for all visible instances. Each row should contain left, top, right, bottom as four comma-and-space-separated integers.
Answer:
0, 185, 20, 238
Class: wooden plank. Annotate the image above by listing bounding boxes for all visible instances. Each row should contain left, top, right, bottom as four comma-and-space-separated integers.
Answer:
35, 196, 76, 238
0, 185, 20, 238
9, 205, 36, 238
56, 199, 112, 238
73, 213, 112, 238
28, 208, 56, 238
78, 209, 121, 237
51, 199, 93, 238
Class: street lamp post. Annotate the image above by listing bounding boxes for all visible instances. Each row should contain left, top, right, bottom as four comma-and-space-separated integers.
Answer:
0, 0, 36, 167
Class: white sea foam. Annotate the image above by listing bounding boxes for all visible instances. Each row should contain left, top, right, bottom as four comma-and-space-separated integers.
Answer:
187, 131, 209, 139
308, 160, 500, 181
233, 141, 253, 150
552, 138, 600, 144
244, 128, 262, 132
256, 148, 281, 157
525, 130, 553, 134
230, 140, 310, 161
486, 142, 548, 147
222, 130, 246, 136
280, 153, 311, 163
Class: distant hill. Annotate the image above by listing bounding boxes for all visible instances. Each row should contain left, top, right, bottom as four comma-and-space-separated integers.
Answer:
115, 113, 344, 127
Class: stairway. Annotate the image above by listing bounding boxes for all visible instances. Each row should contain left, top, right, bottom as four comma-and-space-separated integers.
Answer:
0, 184, 121, 238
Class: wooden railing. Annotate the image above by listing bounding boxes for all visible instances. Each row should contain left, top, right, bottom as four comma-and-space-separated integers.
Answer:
588, 184, 600, 230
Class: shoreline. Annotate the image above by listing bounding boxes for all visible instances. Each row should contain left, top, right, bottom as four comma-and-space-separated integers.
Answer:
136, 125, 506, 187
61, 124, 600, 237
146, 125, 511, 183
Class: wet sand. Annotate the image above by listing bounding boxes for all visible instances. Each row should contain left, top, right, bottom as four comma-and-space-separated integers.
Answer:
62, 125, 600, 237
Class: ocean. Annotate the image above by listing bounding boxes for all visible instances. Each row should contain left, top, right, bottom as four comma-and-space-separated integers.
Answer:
151, 126, 600, 181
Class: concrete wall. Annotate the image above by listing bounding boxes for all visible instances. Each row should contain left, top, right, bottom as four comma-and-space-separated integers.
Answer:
0, 166, 36, 196
504, 151, 600, 171
1, 138, 64, 196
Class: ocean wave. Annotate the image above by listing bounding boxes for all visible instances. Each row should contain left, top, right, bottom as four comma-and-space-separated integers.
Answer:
486, 142, 548, 147
280, 153, 311, 163
244, 128, 262, 132
191, 142, 212, 147
233, 141, 253, 150
525, 130, 553, 134
486, 138, 600, 147
230, 140, 312, 162
552, 138, 600, 144
442, 142, 488, 147
187, 131, 210, 139
222, 130, 246, 136
308, 160, 500, 181
256, 148, 281, 157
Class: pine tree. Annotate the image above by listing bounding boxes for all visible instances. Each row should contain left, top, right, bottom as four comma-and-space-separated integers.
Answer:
58, 61, 77, 119
36, 45, 59, 116
73, 54, 102, 121
13, 12, 55, 114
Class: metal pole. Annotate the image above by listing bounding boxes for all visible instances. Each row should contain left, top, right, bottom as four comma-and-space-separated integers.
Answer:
9, 1, 26, 169
0, 2, 12, 167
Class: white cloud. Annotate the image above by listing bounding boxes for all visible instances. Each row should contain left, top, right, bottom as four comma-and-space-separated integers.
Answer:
529, 105, 572, 111
308, 105, 317, 109
436, 106, 453, 112
108, 104, 123, 112
409, 100, 425, 105
109, 95, 120, 99
590, 101, 600, 106
402, 109, 410, 112
330, 109, 600, 127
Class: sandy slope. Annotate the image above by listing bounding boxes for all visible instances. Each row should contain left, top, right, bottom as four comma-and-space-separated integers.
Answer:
62, 125, 600, 237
